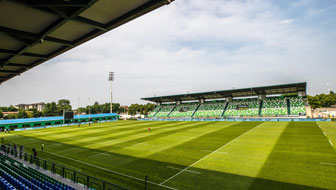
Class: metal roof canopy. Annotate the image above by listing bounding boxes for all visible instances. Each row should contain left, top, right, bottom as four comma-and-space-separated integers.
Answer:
0, 0, 173, 84
142, 82, 307, 103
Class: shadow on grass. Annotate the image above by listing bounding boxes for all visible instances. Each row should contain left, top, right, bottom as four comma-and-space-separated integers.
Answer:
248, 121, 335, 190
4, 121, 327, 190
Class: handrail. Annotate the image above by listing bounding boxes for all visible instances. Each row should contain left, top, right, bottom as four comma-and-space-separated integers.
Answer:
0, 144, 128, 190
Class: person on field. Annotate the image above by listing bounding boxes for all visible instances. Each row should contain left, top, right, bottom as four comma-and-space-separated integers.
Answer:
148, 128, 151, 132
41, 143, 44, 152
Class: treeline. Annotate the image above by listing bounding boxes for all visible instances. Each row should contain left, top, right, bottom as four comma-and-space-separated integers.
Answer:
127, 103, 156, 115
43, 99, 72, 116
78, 102, 156, 115
308, 91, 336, 109
78, 102, 126, 114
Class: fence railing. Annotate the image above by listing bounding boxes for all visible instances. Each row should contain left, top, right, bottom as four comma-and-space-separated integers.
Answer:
0, 144, 128, 190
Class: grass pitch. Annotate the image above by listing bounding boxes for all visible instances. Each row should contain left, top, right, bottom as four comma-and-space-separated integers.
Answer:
1, 121, 336, 190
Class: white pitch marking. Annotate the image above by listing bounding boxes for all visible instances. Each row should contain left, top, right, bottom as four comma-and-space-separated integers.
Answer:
201, 150, 228, 154
323, 132, 326, 136
31, 149, 179, 190
167, 166, 201, 174
160, 125, 260, 185
138, 143, 148, 145
329, 139, 334, 146
89, 152, 111, 158
320, 162, 336, 166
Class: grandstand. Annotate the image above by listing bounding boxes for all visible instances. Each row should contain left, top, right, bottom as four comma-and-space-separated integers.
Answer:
0, 151, 75, 190
142, 82, 308, 118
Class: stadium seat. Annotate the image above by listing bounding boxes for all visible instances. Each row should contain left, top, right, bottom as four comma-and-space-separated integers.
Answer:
289, 97, 306, 115
0, 154, 75, 190
261, 97, 288, 115
169, 103, 199, 117
224, 99, 260, 116
155, 104, 176, 117
193, 101, 225, 118
148, 105, 162, 117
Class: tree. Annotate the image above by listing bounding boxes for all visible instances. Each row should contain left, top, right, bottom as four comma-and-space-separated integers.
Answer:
43, 102, 58, 116
0, 111, 3, 119
28, 108, 42, 117
17, 110, 28, 119
4, 114, 17, 119
57, 99, 72, 115
308, 92, 336, 109
8, 105, 18, 112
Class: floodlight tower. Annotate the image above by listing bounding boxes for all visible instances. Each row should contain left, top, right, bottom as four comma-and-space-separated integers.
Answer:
108, 72, 114, 113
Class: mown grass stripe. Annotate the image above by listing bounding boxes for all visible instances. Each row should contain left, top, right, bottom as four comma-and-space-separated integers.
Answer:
25, 121, 181, 148
12, 121, 186, 152
249, 122, 336, 190
160, 122, 262, 185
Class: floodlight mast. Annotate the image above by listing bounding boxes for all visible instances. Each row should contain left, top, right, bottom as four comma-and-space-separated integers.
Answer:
108, 72, 114, 113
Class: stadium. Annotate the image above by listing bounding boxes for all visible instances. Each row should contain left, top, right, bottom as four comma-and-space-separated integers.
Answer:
0, 1, 336, 190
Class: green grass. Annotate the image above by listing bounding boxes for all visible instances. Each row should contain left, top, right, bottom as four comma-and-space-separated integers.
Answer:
1, 120, 336, 190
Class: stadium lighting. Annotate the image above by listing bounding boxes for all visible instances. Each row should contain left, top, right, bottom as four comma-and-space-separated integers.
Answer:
108, 72, 114, 113
78, 97, 80, 127
88, 97, 91, 126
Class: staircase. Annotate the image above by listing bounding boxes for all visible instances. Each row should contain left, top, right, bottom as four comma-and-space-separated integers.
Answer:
286, 99, 291, 115
191, 104, 201, 118
221, 102, 229, 117
258, 100, 263, 116
167, 105, 177, 117
152, 106, 162, 117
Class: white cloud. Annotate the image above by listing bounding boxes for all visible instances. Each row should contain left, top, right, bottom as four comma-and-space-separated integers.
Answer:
0, 0, 335, 107
279, 19, 294, 25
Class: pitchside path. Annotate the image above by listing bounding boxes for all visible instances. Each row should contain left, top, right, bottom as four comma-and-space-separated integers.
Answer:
1, 121, 336, 190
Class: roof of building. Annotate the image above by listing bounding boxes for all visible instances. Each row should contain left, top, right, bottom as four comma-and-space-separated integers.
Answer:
142, 82, 307, 103
0, 113, 118, 125
0, 0, 173, 84
16, 102, 45, 106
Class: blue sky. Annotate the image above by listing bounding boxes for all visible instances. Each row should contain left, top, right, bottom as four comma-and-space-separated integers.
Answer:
0, 0, 335, 107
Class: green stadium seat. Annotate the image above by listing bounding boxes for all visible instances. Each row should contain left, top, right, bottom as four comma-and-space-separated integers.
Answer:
224, 99, 260, 116
193, 101, 225, 118
261, 97, 288, 116
155, 104, 176, 117
169, 103, 199, 117
289, 97, 306, 115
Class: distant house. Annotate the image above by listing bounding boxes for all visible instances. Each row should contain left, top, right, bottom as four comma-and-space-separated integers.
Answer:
15, 102, 45, 112
2, 111, 19, 116
312, 108, 336, 118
